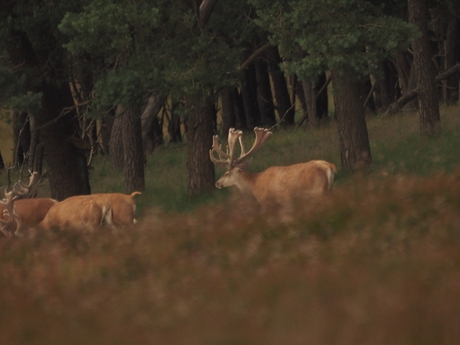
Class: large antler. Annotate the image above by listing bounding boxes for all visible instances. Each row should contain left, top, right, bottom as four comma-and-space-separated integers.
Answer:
0, 191, 21, 237
10, 171, 42, 199
209, 127, 272, 169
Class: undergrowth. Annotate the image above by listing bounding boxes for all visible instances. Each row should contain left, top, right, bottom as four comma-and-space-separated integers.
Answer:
1, 169, 460, 344
0, 106, 460, 344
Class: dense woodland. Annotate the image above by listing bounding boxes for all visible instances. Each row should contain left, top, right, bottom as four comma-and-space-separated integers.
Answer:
0, 0, 459, 200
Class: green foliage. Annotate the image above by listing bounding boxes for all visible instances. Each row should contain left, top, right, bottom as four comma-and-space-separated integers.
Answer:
0, 0, 83, 111
59, 0, 249, 109
91, 69, 155, 111
9, 92, 43, 114
59, 0, 160, 61
0, 66, 24, 104
250, 0, 418, 80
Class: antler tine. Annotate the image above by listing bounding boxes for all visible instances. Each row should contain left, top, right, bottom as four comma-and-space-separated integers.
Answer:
0, 191, 20, 237
234, 127, 273, 166
209, 135, 231, 167
227, 128, 243, 167
11, 171, 41, 199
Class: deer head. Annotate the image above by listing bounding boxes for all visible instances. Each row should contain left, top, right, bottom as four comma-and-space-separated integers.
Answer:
209, 127, 272, 189
0, 191, 21, 237
0, 171, 43, 236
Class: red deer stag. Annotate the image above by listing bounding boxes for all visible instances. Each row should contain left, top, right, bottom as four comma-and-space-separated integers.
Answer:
0, 172, 57, 237
209, 127, 337, 205
39, 192, 141, 232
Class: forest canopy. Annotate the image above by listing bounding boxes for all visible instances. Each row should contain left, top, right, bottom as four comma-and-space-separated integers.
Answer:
0, 0, 458, 198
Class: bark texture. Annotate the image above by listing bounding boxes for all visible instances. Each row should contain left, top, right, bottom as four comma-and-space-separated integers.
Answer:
186, 98, 216, 197
408, 0, 441, 136
109, 106, 125, 169
122, 106, 145, 194
266, 46, 295, 127
331, 68, 372, 171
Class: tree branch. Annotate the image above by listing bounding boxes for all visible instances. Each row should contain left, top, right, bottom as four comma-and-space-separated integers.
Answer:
239, 42, 273, 71
199, 0, 220, 27
387, 62, 460, 114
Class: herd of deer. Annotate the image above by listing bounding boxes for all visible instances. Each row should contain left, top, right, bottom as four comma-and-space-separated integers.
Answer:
0, 127, 337, 237
0, 172, 141, 237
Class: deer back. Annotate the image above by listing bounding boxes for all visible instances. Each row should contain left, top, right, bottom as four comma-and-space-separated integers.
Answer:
39, 195, 113, 232
89, 192, 141, 225
12, 198, 58, 229
249, 160, 337, 204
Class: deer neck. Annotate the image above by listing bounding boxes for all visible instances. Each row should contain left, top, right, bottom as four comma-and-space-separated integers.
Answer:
235, 170, 257, 194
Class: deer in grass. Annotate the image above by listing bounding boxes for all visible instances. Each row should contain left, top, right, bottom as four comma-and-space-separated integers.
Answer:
38, 192, 141, 232
0, 172, 57, 237
209, 127, 337, 205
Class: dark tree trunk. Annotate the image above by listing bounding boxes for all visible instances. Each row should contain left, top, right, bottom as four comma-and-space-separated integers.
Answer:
27, 115, 41, 173
168, 102, 182, 143
297, 74, 330, 126
122, 106, 145, 194
394, 51, 418, 110
144, 113, 164, 154
266, 46, 295, 127
100, 108, 115, 155
295, 76, 308, 123
331, 68, 372, 171
221, 87, 236, 135
109, 106, 125, 169
360, 75, 376, 114
198, 0, 219, 27
302, 79, 318, 127
374, 59, 397, 111
315, 72, 329, 122
12, 111, 30, 167
388, 62, 460, 114
241, 64, 261, 128
4, 28, 91, 200
445, 14, 459, 104
186, 97, 216, 197
141, 93, 167, 154
255, 58, 276, 128
32, 143, 44, 176
233, 88, 247, 131
408, 0, 441, 136
39, 84, 91, 200
0, 151, 4, 170
150, 115, 164, 150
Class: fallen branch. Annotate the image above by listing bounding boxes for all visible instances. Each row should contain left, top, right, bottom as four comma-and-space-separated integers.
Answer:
387, 62, 460, 114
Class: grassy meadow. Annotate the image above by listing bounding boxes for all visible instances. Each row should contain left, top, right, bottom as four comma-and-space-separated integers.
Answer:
1, 106, 460, 344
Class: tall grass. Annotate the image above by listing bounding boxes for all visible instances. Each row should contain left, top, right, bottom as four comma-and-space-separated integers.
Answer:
1, 106, 460, 344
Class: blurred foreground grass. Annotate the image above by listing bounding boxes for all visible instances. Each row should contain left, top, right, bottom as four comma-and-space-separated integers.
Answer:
1, 169, 460, 344
1, 106, 460, 344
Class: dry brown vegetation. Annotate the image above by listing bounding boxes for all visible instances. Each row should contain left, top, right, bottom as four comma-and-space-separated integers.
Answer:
2, 167, 460, 344
1, 106, 460, 344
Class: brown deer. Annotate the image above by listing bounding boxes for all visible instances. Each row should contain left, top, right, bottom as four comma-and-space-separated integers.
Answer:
38, 192, 141, 232
209, 127, 337, 205
0, 172, 57, 237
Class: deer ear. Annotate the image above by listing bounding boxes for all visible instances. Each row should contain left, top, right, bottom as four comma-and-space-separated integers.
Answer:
236, 157, 253, 170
